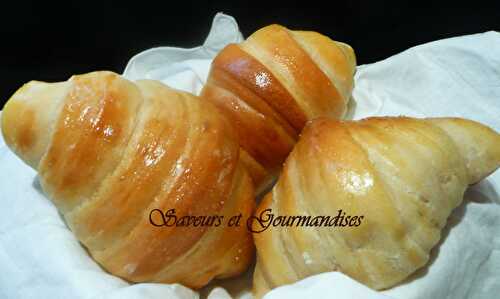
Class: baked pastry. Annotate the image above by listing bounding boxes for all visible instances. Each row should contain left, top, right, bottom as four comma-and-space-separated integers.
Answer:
1, 71, 255, 288
201, 24, 356, 193
252, 116, 500, 297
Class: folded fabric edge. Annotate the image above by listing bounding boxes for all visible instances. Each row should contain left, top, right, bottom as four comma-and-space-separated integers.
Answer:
123, 12, 243, 80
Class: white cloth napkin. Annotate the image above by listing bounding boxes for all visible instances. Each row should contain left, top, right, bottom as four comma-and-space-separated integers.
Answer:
1, 12, 499, 299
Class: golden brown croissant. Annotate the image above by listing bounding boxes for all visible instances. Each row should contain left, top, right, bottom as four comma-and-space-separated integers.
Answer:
252, 116, 500, 297
1, 71, 255, 288
201, 24, 356, 193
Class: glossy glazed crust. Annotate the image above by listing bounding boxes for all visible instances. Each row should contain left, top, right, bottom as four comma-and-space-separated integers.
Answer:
201, 24, 356, 193
1, 71, 255, 288
252, 116, 500, 298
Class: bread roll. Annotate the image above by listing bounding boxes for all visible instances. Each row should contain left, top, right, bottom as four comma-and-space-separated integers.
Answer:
2, 71, 255, 288
201, 24, 356, 193
252, 116, 500, 297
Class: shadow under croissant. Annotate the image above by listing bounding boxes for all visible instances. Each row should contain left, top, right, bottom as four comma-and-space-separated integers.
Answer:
32, 175, 69, 228
32, 175, 43, 195
200, 259, 256, 299
465, 179, 500, 204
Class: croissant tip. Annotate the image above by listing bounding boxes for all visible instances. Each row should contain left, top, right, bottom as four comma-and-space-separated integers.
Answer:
2, 81, 35, 141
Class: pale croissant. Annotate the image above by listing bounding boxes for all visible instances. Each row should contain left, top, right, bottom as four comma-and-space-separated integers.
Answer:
1, 71, 255, 288
252, 116, 500, 297
201, 24, 356, 193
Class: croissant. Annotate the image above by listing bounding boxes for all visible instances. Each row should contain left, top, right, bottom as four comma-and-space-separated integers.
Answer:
1, 71, 255, 288
252, 116, 500, 297
201, 24, 356, 193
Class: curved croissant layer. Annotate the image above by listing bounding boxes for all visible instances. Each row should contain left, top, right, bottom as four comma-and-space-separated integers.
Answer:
1, 71, 255, 288
201, 24, 356, 193
253, 116, 500, 297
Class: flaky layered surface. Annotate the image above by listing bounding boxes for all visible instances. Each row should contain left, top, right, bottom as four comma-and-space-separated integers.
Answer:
253, 116, 500, 298
201, 24, 356, 193
2, 71, 255, 288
